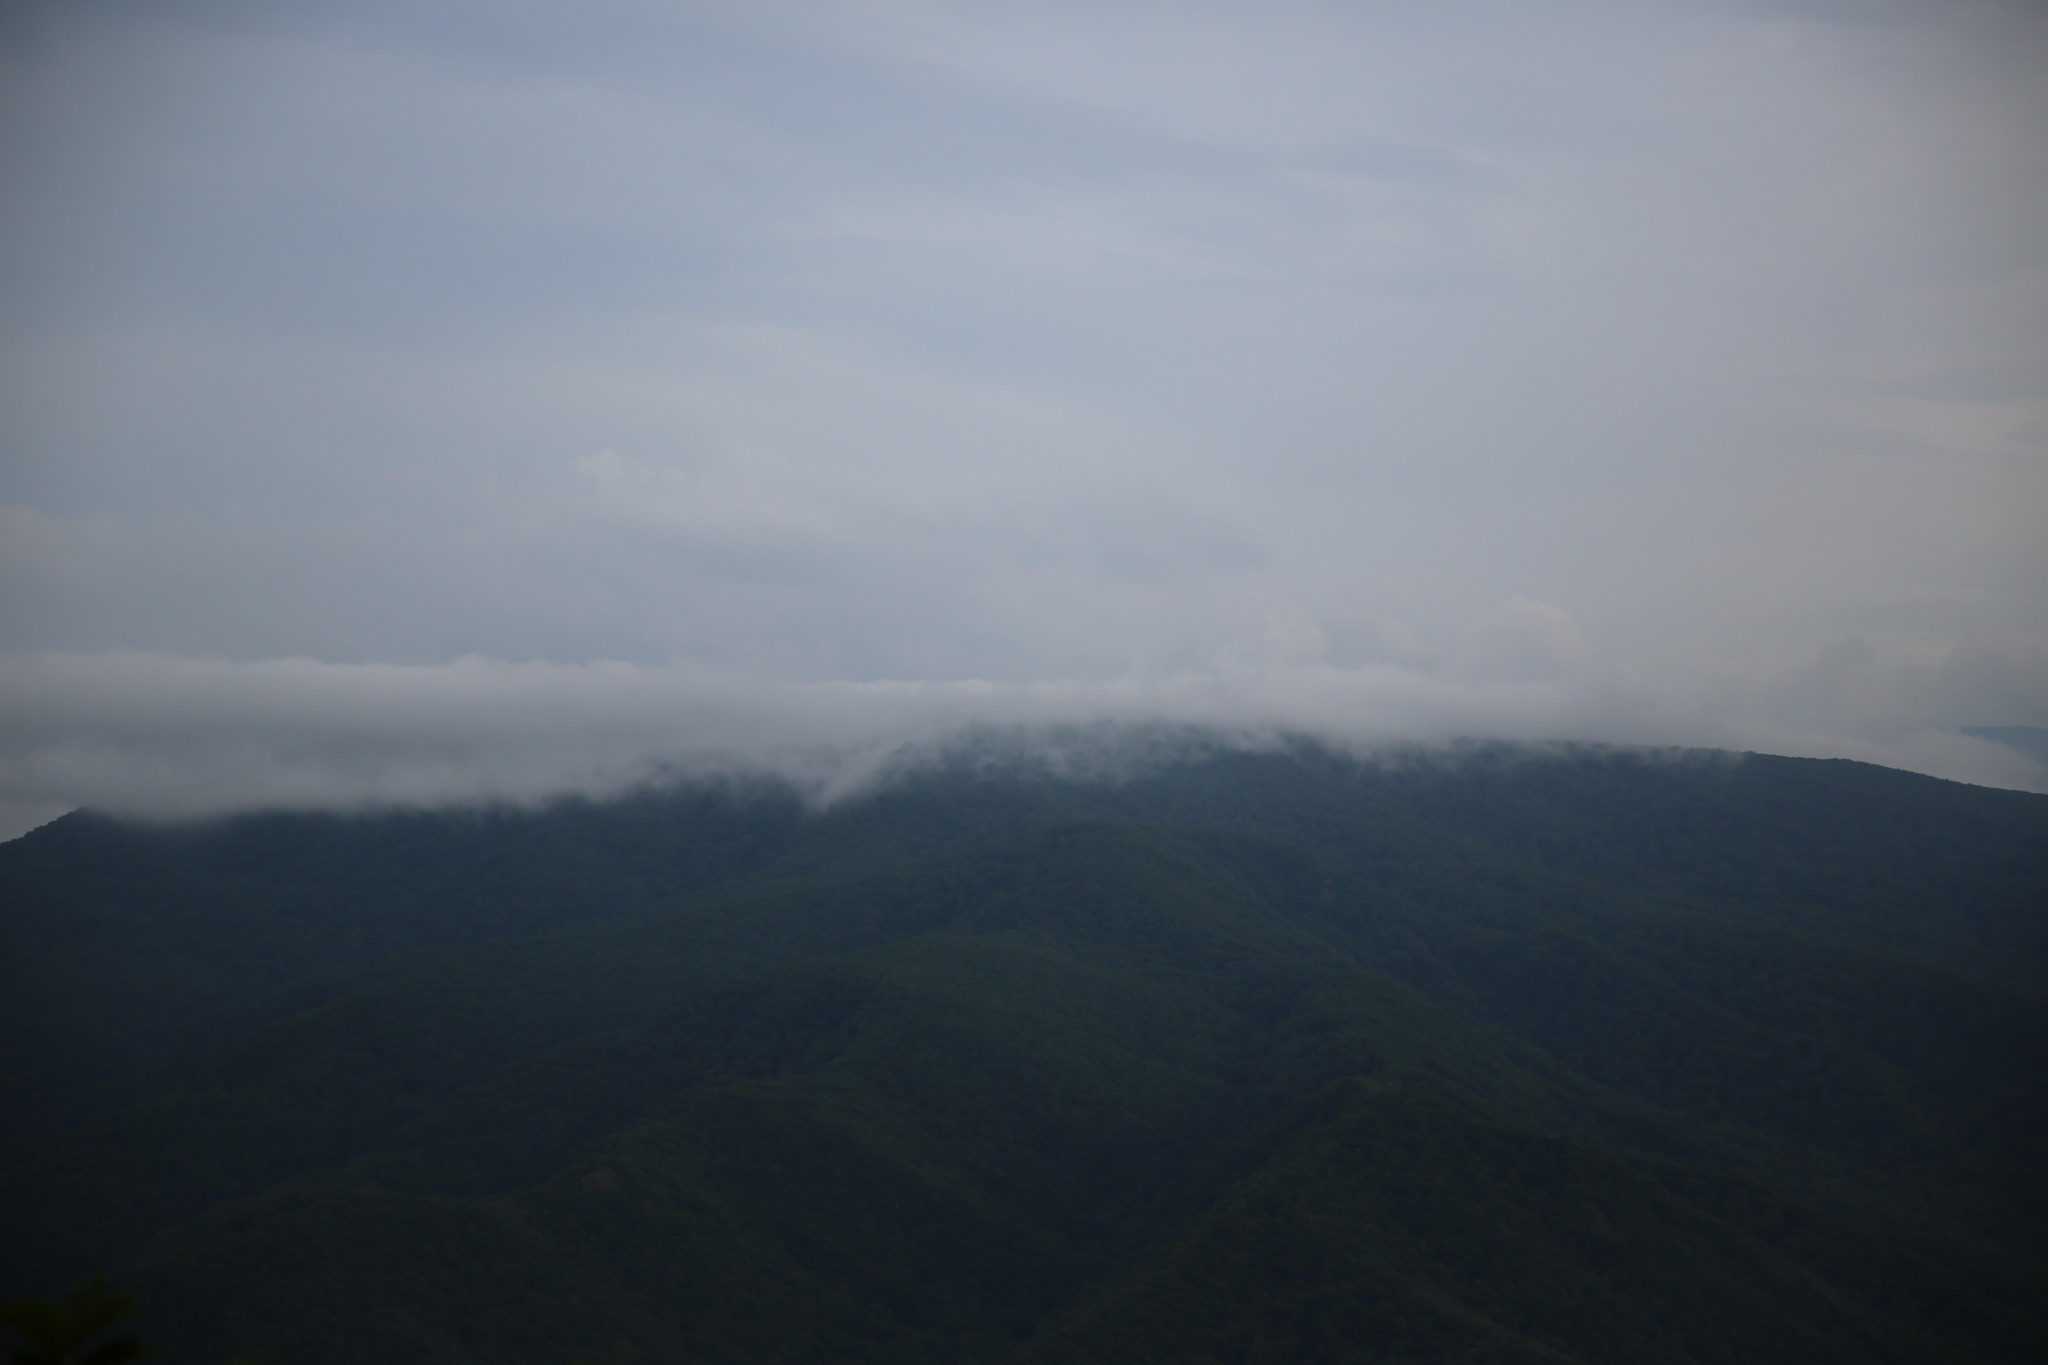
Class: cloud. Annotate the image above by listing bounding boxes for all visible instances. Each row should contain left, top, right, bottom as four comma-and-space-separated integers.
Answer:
0, 647, 1624, 825
3, 617, 2040, 838
1764, 629, 2048, 738
1456, 595, 1593, 682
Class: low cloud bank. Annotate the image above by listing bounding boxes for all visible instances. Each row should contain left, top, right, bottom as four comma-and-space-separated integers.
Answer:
2, 649, 2042, 839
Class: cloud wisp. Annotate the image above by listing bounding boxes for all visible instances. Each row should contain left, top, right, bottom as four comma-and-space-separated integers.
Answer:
3, 633, 2040, 838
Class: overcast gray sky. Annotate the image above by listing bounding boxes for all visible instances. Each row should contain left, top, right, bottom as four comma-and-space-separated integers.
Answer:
2, 0, 2045, 833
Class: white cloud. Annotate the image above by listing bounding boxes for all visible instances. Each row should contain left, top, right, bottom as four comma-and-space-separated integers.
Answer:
1456, 596, 1594, 683
2, 624, 2040, 839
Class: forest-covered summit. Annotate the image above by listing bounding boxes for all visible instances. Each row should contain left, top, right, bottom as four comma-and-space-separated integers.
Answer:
3, 740, 2045, 1363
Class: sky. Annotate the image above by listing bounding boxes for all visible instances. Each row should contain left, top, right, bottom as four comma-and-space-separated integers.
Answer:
1, 0, 2045, 835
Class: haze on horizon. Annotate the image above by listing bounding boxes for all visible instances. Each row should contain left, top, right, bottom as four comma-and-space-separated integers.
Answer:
2, 0, 2045, 836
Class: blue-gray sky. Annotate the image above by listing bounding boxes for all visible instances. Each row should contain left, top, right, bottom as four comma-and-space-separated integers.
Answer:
2, 0, 2045, 831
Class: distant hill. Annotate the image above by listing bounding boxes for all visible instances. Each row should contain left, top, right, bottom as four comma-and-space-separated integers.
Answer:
1963, 723, 2048, 766
3, 740, 2045, 1363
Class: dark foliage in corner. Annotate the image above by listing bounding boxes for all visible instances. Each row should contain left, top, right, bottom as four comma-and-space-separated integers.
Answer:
1, 1278, 149, 1365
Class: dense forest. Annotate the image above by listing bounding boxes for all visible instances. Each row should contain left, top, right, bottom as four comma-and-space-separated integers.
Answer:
3, 738, 2045, 1363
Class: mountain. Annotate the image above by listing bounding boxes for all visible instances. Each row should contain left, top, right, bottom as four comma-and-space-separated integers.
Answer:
3, 740, 2045, 1363
1962, 724, 2048, 767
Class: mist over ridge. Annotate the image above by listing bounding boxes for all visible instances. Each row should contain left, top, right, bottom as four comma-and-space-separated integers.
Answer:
3, 642, 2041, 839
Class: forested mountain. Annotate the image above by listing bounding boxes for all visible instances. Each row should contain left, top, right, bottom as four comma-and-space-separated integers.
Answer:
4, 740, 2045, 1363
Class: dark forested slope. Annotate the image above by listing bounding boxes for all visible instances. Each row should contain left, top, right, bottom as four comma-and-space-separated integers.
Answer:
3, 741, 2044, 1363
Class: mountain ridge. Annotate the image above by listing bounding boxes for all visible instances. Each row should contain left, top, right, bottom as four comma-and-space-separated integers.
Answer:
3, 741, 2044, 1362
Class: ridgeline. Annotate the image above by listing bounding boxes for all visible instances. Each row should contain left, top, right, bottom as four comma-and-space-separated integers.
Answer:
4, 741, 2044, 1362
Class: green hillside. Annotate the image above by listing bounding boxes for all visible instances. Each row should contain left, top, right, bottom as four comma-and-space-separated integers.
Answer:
3, 741, 2044, 1362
